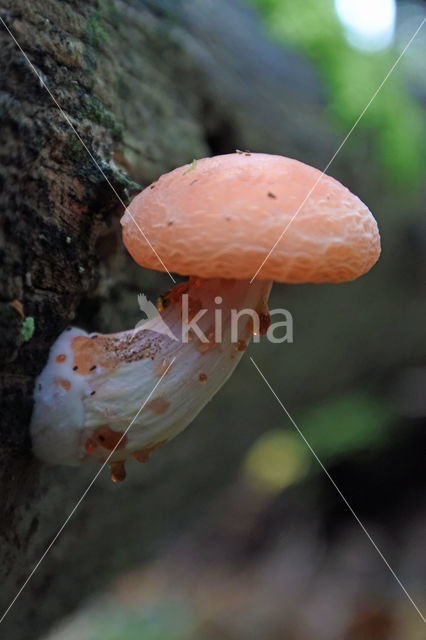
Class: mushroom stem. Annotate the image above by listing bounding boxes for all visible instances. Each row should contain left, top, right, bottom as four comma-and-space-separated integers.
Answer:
31, 277, 272, 479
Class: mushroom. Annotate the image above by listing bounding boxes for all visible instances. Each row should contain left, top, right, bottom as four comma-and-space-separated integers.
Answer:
30, 153, 381, 482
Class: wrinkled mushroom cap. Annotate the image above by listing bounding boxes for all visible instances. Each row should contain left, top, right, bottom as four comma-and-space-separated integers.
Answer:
121, 153, 381, 283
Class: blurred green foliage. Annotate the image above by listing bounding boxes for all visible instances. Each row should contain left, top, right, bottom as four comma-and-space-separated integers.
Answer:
243, 393, 390, 493
90, 599, 193, 640
301, 392, 390, 458
244, 429, 310, 492
247, 0, 424, 187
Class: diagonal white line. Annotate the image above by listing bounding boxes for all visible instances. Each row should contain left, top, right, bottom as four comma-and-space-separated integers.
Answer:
250, 17, 426, 283
250, 356, 426, 624
0, 16, 175, 284
0, 357, 176, 626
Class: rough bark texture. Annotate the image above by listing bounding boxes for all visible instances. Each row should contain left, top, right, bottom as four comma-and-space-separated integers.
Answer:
0, 1, 424, 638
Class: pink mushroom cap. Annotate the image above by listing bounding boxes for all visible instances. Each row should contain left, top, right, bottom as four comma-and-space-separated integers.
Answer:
121, 153, 381, 283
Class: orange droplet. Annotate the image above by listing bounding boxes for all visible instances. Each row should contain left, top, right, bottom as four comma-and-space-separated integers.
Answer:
110, 461, 126, 482
257, 302, 271, 335
161, 280, 190, 307
247, 316, 257, 336
199, 373, 207, 382
93, 426, 127, 451
132, 450, 150, 463
132, 439, 168, 463
234, 339, 247, 352
56, 354, 67, 363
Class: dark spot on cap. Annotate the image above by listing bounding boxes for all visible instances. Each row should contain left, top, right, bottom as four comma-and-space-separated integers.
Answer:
89, 365, 97, 371
90, 390, 96, 396
268, 192, 277, 199
167, 221, 173, 226
73, 365, 78, 371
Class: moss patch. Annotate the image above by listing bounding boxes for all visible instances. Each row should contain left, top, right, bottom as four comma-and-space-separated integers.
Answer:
64, 133, 87, 162
84, 16, 107, 49
21, 317, 35, 342
79, 95, 123, 141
